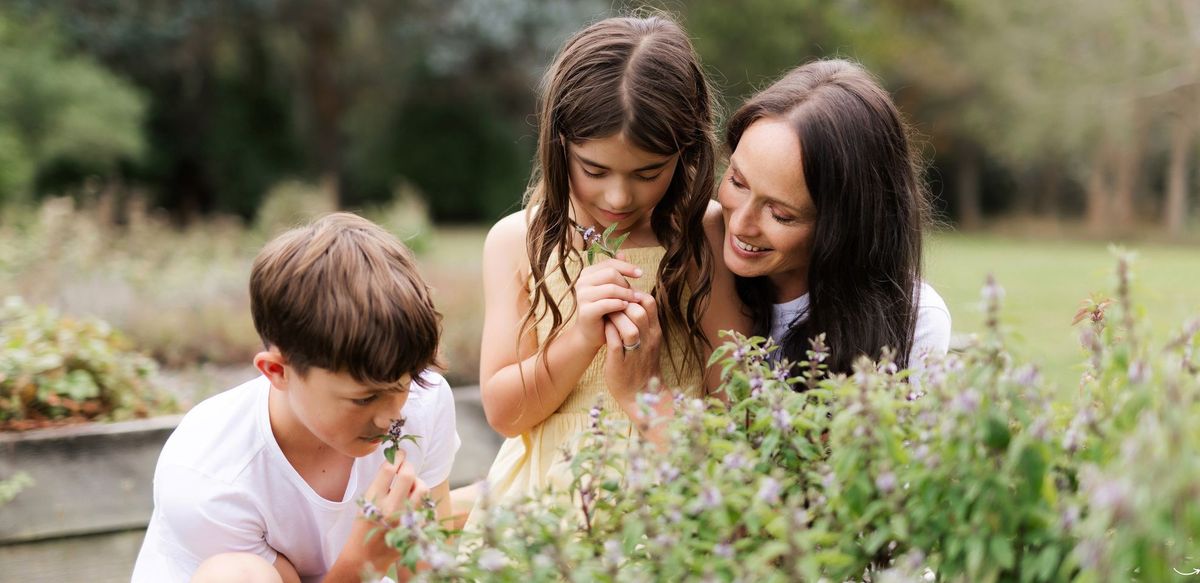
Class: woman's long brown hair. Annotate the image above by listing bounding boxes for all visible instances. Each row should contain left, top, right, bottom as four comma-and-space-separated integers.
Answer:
727, 59, 929, 374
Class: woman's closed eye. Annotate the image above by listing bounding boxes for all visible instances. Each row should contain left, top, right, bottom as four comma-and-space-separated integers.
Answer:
728, 175, 747, 190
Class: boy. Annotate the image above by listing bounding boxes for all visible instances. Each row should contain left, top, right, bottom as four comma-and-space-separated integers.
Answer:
132, 213, 460, 582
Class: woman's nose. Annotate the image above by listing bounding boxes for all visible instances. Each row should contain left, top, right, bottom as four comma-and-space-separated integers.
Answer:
726, 197, 758, 236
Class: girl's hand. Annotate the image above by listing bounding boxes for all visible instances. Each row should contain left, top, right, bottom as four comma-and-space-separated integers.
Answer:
573, 258, 643, 349
603, 292, 663, 412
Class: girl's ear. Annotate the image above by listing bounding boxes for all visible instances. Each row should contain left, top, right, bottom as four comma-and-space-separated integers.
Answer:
254, 347, 290, 391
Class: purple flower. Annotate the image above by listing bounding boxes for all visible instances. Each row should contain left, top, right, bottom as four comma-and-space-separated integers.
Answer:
428, 549, 456, 572
875, 471, 897, 494
657, 462, 680, 483
756, 477, 782, 504
360, 499, 383, 522
951, 389, 981, 415
695, 486, 722, 511
723, 451, 748, 471
604, 540, 624, 566
713, 542, 734, 558
1128, 360, 1148, 384
749, 374, 764, 397
771, 407, 792, 432
581, 226, 599, 246
478, 548, 507, 572
386, 417, 406, 442
773, 365, 791, 383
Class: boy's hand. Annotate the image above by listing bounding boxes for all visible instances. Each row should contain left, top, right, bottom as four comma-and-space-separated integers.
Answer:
335, 452, 429, 577
573, 258, 643, 349
603, 290, 664, 412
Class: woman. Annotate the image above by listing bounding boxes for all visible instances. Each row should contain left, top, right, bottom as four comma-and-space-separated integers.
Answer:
718, 59, 951, 375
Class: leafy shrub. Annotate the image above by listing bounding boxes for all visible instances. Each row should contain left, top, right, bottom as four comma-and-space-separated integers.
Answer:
0, 296, 174, 430
371, 252, 1199, 582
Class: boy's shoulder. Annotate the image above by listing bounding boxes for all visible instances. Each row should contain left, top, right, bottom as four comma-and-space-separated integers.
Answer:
159, 376, 272, 485
402, 371, 454, 425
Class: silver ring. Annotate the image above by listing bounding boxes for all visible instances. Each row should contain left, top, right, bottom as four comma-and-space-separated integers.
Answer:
623, 339, 642, 351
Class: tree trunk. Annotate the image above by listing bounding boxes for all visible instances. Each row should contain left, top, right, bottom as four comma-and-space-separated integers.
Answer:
956, 146, 983, 229
1038, 164, 1063, 217
1110, 118, 1144, 232
303, 0, 344, 209
1086, 146, 1111, 234
1164, 112, 1193, 237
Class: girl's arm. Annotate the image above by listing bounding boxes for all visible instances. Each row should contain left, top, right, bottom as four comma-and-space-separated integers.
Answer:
479, 212, 642, 437
699, 200, 753, 400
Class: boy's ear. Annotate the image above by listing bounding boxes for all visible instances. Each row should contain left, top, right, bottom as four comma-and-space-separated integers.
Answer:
254, 347, 290, 390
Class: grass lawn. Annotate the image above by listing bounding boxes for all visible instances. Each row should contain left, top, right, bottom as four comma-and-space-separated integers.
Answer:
423, 226, 1200, 391
926, 233, 1200, 391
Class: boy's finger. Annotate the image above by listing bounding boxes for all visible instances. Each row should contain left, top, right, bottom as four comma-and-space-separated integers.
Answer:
386, 462, 418, 508
409, 479, 430, 504
364, 462, 398, 500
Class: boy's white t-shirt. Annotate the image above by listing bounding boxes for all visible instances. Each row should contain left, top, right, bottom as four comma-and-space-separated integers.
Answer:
131, 371, 460, 583
769, 282, 952, 365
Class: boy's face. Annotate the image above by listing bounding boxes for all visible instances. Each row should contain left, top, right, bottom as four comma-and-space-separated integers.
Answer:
256, 349, 411, 459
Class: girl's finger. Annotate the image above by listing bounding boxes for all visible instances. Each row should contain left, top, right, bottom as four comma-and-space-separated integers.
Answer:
579, 298, 630, 321
577, 283, 640, 304
364, 461, 398, 501
608, 311, 641, 347
581, 260, 643, 284
604, 320, 624, 357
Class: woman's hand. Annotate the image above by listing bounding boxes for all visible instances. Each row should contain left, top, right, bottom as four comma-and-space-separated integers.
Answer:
573, 258, 644, 349
603, 291, 663, 414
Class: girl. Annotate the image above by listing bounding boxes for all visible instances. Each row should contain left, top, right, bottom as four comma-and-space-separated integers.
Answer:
718, 59, 952, 375
468, 15, 746, 518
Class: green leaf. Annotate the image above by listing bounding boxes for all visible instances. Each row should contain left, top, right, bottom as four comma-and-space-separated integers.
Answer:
587, 247, 596, 265
384, 446, 396, 465
610, 232, 630, 253
602, 222, 619, 239
990, 536, 1015, 569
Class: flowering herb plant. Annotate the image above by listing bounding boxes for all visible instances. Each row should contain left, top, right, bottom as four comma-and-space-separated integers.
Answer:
372, 251, 1200, 582
576, 222, 629, 265
376, 417, 418, 464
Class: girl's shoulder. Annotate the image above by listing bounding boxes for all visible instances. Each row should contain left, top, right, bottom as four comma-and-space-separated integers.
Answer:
484, 209, 533, 276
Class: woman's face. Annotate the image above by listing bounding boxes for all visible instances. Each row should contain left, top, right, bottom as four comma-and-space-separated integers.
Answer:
717, 118, 818, 302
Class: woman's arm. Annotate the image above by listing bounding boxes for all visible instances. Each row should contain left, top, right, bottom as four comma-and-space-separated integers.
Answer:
478, 212, 642, 437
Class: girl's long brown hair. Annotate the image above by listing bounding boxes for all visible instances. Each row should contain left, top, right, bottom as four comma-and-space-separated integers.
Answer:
726, 59, 928, 374
522, 15, 717, 380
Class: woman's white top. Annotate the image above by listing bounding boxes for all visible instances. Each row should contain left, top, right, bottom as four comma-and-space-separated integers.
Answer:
770, 282, 952, 367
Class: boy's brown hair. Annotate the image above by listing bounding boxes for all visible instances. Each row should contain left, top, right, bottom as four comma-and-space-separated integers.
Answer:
250, 212, 441, 387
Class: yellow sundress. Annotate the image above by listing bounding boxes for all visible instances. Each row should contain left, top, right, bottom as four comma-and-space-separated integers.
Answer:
464, 246, 703, 528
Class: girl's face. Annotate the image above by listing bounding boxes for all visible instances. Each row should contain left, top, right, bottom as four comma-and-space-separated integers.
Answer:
717, 118, 818, 302
567, 132, 679, 237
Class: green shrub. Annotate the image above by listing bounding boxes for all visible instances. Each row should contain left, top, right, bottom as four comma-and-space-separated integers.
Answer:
371, 251, 1199, 582
0, 296, 174, 429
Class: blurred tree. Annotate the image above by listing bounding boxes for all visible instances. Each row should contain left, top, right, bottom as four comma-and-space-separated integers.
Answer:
0, 7, 145, 205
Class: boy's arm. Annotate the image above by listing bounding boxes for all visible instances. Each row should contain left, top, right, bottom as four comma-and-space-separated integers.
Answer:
140, 464, 278, 580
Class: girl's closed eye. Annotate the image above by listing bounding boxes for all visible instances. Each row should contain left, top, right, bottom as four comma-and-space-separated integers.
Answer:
636, 172, 662, 182
582, 167, 607, 178
728, 174, 747, 190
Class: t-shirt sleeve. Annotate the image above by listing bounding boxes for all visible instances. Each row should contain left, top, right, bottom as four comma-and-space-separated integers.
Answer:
414, 375, 461, 487
912, 303, 953, 362
139, 463, 276, 580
